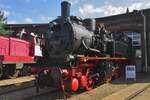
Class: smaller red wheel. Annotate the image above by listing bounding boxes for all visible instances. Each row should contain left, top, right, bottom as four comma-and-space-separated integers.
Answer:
85, 70, 94, 91
81, 75, 87, 88
106, 75, 112, 83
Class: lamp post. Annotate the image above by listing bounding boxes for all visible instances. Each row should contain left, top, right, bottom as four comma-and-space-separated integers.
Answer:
141, 11, 148, 73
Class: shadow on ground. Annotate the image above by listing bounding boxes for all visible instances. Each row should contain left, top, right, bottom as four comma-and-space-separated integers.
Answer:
112, 73, 150, 84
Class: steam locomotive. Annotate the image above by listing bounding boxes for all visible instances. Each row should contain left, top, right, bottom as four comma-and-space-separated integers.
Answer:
36, 1, 133, 92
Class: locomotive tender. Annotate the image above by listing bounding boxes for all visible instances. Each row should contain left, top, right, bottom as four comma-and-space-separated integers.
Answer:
36, 1, 133, 92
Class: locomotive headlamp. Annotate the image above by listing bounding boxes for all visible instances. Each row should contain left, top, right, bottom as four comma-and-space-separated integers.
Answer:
83, 57, 88, 62
44, 70, 49, 75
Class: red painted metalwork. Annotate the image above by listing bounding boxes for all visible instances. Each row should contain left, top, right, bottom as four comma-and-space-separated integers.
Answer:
79, 63, 94, 68
9, 38, 29, 56
0, 55, 34, 62
0, 36, 36, 62
44, 55, 128, 92
37, 56, 128, 92
71, 67, 77, 77
0, 36, 9, 56
79, 56, 128, 62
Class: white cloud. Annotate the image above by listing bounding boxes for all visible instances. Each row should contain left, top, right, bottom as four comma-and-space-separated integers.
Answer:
79, 4, 104, 15
79, 4, 125, 17
128, 2, 150, 11
40, 15, 52, 22
7, 20, 17, 24
130, 0, 149, 2
103, 5, 125, 16
79, 0, 150, 17
25, 17, 33, 23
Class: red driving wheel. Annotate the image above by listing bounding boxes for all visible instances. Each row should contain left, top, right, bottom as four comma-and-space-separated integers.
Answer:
71, 78, 79, 92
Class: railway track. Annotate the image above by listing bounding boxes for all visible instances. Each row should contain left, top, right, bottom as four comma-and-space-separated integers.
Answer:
0, 81, 61, 100
0, 75, 81, 100
0, 75, 63, 100
24, 89, 65, 100
1, 74, 149, 100
0, 81, 34, 95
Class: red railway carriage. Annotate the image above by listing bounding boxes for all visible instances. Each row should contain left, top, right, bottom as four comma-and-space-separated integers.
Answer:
0, 32, 42, 79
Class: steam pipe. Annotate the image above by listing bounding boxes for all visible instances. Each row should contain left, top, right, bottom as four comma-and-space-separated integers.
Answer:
82, 40, 101, 53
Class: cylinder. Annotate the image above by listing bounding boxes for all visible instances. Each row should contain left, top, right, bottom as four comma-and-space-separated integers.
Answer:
61, 1, 71, 18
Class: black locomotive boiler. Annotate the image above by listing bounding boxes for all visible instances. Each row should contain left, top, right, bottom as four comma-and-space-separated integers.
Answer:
36, 1, 134, 92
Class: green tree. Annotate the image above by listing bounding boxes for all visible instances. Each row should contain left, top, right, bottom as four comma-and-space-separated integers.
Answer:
0, 10, 12, 36
0, 10, 7, 23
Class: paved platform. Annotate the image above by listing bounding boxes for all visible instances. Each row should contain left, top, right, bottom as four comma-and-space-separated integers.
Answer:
131, 86, 150, 100
0, 75, 35, 87
103, 83, 150, 100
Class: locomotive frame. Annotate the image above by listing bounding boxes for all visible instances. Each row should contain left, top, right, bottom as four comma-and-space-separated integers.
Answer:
36, 55, 129, 92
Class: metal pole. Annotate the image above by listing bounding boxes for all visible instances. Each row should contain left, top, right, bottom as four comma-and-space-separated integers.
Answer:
141, 11, 148, 72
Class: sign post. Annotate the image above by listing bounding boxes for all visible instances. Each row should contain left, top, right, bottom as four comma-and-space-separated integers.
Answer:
125, 65, 136, 81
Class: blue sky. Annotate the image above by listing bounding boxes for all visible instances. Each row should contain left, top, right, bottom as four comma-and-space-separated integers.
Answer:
0, 0, 149, 24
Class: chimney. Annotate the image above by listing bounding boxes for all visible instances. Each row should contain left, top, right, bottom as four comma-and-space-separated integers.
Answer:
61, 1, 71, 19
